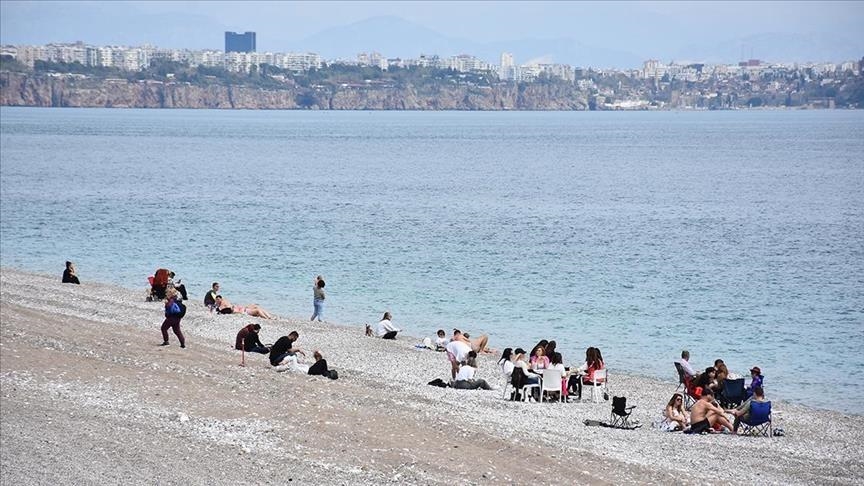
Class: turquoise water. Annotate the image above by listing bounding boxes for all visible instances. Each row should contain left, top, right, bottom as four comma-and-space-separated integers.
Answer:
2, 107, 863, 414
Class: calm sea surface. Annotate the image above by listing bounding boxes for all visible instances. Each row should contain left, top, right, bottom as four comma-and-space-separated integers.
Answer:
2, 107, 862, 413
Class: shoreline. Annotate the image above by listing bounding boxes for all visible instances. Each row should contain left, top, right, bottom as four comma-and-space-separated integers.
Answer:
2, 268, 863, 484
1, 104, 860, 112
1, 265, 856, 418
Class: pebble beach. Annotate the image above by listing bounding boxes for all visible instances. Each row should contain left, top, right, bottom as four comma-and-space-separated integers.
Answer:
1, 268, 862, 485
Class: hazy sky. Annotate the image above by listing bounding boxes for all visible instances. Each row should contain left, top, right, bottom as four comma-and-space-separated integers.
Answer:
2, 1, 862, 65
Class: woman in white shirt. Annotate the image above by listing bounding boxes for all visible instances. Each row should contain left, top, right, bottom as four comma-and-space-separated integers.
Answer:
543, 352, 567, 401
376, 312, 401, 339
453, 355, 493, 390
662, 393, 689, 431
513, 348, 540, 385
498, 348, 515, 377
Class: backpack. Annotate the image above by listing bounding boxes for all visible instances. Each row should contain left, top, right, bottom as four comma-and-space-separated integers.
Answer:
153, 269, 169, 287
165, 301, 181, 317
327, 370, 339, 380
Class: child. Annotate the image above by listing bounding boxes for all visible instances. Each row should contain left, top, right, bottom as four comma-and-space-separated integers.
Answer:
434, 329, 449, 351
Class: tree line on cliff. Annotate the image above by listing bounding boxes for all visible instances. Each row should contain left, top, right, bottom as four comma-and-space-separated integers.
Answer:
2, 55, 862, 110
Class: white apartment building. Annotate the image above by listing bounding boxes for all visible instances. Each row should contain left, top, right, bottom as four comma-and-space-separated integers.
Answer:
538, 64, 575, 82
499, 52, 520, 81
275, 53, 322, 72
356, 52, 387, 70
448, 54, 488, 73
44, 43, 87, 65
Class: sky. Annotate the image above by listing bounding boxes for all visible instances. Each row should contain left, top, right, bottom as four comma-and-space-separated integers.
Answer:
2, 1, 863, 67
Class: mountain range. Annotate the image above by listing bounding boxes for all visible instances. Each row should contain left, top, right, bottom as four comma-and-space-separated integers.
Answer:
294, 16, 862, 68
2, 6, 861, 68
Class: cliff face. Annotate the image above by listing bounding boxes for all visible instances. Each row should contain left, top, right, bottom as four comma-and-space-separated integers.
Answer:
0, 72, 589, 110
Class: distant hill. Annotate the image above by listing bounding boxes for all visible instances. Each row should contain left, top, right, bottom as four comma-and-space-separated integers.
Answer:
295, 16, 644, 68
675, 32, 864, 65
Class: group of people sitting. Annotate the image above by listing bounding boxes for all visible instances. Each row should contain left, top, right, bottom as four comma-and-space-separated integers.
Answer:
439, 329, 497, 390
678, 350, 764, 402
666, 350, 768, 434
661, 386, 770, 434
203, 281, 276, 319
497, 340, 607, 402
235, 325, 337, 379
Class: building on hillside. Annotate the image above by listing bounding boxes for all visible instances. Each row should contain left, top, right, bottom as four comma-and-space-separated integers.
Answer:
225, 31, 256, 53
499, 52, 520, 81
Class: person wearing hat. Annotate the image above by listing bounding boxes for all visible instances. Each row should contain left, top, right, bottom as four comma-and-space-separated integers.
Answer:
745, 366, 764, 399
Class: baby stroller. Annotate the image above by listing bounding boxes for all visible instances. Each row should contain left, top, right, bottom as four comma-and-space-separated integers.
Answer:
147, 268, 170, 301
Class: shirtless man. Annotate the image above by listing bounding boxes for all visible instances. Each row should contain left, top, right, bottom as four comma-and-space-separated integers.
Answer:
687, 389, 734, 434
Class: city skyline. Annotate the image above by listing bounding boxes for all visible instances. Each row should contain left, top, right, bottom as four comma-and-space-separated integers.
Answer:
2, 1, 863, 68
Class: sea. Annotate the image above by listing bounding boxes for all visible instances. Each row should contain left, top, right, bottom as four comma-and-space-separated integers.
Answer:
1, 107, 862, 414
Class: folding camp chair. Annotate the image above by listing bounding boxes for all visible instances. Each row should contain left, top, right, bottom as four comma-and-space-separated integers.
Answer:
673, 362, 697, 410
609, 396, 640, 429
738, 401, 772, 437
718, 378, 746, 408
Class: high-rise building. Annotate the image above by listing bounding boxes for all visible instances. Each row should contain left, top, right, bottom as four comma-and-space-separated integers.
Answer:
499, 52, 518, 81
224, 32, 256, 53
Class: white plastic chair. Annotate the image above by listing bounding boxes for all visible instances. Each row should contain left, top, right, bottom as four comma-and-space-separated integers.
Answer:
520, 380, 541, 402
540, 368, 564, 402
586, 368, 608, 403
500, 365, 513, 399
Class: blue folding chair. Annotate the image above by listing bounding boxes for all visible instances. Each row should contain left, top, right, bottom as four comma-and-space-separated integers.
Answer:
718, 378, 746, 408
738, 400, 772, 437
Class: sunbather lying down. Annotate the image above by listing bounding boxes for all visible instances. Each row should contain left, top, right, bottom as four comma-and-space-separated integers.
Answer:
214, 295, 275, 319
454, 330, 495, 354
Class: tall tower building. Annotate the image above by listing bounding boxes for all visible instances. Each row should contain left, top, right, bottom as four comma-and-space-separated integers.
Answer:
225, 32, 256, 53
500, 52, 515, 81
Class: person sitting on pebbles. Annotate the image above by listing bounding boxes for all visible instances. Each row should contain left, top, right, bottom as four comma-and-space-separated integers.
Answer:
307, 350, 338, 379
452, 353, 494, 390
685, 389, 734, 434
235, 323, 270, 354
269, 331, 306, 368
376, 312, 401, 339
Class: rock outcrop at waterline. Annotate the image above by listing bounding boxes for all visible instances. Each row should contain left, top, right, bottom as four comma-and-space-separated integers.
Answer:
0, 72, 589, 110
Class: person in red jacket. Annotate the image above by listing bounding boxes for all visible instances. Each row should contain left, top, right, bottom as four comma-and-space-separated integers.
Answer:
235, 324, 269, 354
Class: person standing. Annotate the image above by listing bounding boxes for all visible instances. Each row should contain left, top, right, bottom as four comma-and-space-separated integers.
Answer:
62, 261, 80, 284
160, 288, 186, 348
310, 276, 326, 322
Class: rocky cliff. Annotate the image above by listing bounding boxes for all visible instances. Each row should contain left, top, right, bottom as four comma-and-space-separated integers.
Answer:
0, 72, 589, 110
